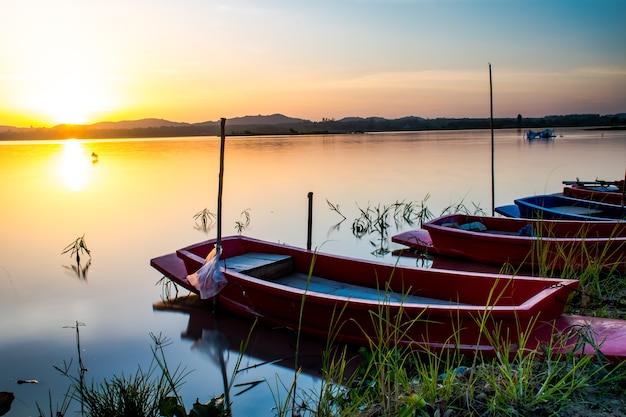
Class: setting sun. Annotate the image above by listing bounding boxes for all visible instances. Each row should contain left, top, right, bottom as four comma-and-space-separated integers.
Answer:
38, 89, 94, 125
20, 75, 117, 126
6, 18, 120, 127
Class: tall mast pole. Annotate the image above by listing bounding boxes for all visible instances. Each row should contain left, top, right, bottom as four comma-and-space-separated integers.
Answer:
489, 63, 495, 216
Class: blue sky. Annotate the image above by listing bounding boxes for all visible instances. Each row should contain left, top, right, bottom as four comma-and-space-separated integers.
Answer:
1, 0, 625, 126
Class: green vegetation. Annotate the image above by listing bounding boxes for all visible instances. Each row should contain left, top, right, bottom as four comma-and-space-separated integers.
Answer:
193, 209, 217, 233
61, 235, 92, 280
234, 209, 251, 234
44, 322, 229, 417
326, 195, 484, 257
62, 234, 91, 264
45, 267, 625, 417
193, 208, 250, 234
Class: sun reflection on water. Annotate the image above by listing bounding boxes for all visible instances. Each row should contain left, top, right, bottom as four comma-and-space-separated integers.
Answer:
58, 139, 92, 191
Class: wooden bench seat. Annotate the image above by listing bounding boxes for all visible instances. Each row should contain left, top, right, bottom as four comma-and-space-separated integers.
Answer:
221, 253, 293, 279
222, 252, 471, 306
274, 273, 471, 306
552, 206, 603, 216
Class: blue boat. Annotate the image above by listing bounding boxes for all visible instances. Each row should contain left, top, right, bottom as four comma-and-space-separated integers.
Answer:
496, 194, 626, 221
526, 129, 555, 140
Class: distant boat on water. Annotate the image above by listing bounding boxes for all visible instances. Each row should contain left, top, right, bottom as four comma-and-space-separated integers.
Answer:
526, 129, 555, 140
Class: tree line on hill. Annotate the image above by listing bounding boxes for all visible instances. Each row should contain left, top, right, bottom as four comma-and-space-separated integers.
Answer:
1, 113, 624, 140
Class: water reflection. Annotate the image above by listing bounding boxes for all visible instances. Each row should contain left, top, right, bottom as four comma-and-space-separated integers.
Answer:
154, 296, 330, 377
153, 296, 360, 405
2, 129, 624, 415
58, 139, 92, 191
392, 248, 522, 274
62, 258, 91, 281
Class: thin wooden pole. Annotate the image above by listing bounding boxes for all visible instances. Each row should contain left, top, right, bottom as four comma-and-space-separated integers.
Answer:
307, 192, 313, 250
622, 167, 625, 207
489, 63, 495, 216
217, 118, 226, 250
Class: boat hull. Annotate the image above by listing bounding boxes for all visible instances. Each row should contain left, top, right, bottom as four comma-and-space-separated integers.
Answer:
513, 194, 626, 221
563, 186, 625, 206
152, 236, 577, 356
392, 214, 626, 272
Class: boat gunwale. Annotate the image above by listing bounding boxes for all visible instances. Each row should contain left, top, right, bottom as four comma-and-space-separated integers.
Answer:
180, 235, 578, 281
514, 194, 626, 221
424, 213, 626, 244
175, 235, 577, 317
564, 185, 626, 206
217, 267, 570, 316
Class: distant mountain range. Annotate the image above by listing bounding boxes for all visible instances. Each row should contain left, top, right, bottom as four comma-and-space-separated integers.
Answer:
88, 114, 309, 130
1, 113, 625, 140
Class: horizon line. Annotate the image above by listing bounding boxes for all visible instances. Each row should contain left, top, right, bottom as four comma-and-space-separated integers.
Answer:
4, 111, 626, 130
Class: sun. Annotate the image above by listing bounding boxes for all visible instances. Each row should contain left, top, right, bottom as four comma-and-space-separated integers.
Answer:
47, 90, 93, 125
15, 69, 117, 126
22, 82, 115, 126
30, 82, 114, 125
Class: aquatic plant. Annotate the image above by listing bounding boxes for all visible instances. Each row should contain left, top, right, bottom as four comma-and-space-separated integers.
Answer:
326, 199, 346, 220
53, 324, 202, 417
194, 208, 251, 235
61, 236, 92, 281
61, 234, 91, 264
156, 275, 180, 304
234, 209, 251, 234
193, 208, 216, 233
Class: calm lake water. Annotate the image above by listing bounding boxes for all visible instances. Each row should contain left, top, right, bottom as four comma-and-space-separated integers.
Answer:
1, 127, 625, 415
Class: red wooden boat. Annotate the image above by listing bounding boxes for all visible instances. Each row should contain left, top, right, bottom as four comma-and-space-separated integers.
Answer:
392, 214, 626, 273
151, 235, 626, 361
563, 180, 625, 206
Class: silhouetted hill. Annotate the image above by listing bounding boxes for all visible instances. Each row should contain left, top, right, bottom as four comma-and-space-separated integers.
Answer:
337, 116, 390, 123
89, 118, 190, 129
81, 114, 306, 128
220, 114, 307, 125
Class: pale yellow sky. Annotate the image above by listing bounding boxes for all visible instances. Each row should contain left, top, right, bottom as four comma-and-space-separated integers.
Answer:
1, 0, 625, 127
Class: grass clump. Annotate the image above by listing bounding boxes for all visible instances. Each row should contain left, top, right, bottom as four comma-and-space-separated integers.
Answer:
193, 208, 217, 233
62, 234, 91, 264
56, 333, 191, 417
307, 322, 626, 416
51, 322, 230, 417
290, 265, 626, 417
193, 208, 251, 234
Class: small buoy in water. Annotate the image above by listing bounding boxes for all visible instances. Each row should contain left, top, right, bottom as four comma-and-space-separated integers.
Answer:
91, 152, 99, 163
16, 379, 38, 384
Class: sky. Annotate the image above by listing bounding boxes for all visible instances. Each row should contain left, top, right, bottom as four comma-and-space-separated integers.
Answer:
1, 0, 625, 127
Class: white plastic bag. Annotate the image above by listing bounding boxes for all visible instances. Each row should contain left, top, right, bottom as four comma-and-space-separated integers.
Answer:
187, 247, 227, 299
